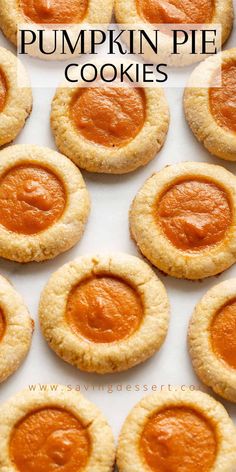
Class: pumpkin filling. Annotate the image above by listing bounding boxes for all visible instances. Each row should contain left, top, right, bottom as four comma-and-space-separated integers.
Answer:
19, 0, 88, 24
136, 0, 214, 25
210, 61, 236, 134
140, 407, 217, 472
10, 408, 90, 472
70, 87, 146, 147
0, 165, 66, 235
211, 299, 236, 369
0, 70, 7, 112
156, 179, 231, 251
66, 276, 143, 343
0, 309, 5, 341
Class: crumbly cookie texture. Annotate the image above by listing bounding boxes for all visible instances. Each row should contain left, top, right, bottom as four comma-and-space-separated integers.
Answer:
39, 253, 170, 374
0, 144, 90, 263
0, 47, 32, 147
0, 384, 115, 472
114, 0, 233, 66
0, 274, 33, 383
184, 48, 236, 161
189, 279, 236, 403
0, 0, 113, 50
117, 389, 236, 472
51, 84, 169, 174
130, 161, 236, 280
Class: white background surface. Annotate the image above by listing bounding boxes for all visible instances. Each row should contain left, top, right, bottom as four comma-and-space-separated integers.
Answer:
0, 5, 236, 448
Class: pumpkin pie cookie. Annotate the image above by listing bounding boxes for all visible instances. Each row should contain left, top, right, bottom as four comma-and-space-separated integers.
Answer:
130, 162, 236, 280
0, 274, 33, 383
0, 47, 32, 147
185, 49, 236, 161
0, 144, 90, 263
39, 253, 170, 373
115, 0, 233, 65
117, 389, 236, 472
0, 0, 113, 51
51, 81, 169, 174
189, 278, 236, 403
0, 384, 115, 471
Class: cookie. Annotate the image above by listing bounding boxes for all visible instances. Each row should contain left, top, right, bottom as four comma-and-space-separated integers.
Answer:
130, 161, 236, 280
189, 278, 236, 402
0, 0, 113, 53
39, 253, 170, 373
51, 80, 169, 174
0, 47, 32, 147
0, 384, 115, 472
115, 0, 233, 66
0, 144, 90, 263
117, 389, 236, 472
0, 274, 33, 383
185, 48, 236, 161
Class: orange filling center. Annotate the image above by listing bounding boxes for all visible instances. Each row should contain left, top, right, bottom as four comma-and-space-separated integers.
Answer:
66, 276, 143, 343
0, 70, 7, 112
10, 408, 90, 472
156, 179, 231, 251
70, 87, 145, 147
0, 165, 66, 235
140, 407, 217, 472
211, 299, 236, 369
136, 0, 214, 24
210, 62, 236, 134
0, 309, 5, 341
20, 0, 88, 24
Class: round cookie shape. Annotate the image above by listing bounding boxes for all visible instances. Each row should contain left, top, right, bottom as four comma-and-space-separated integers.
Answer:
0, 48, 32, 147
0, 274, 33, 383
130, 161, 236, 280
117, 390, 236, 472
0, 0, 113, 50
51, 81, 169, 174
0, 144, 90, 263
188, 278, 236, 402
185, 49, 236, 161
114, 0, 233, 66
39, 253, 170, 373
0, 384, 115, 472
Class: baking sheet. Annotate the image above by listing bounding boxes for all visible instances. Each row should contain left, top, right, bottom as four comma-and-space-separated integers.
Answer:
0, 7, 236, 446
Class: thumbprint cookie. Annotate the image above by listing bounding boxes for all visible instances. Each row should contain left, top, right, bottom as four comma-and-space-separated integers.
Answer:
39, 253, 170, 373
185, 49, 236, 161
189, 278, 236, 403
115, 0, 233, 65
0, 0, 113, 51
0, 384, 115, 472
0, 47, 32, 147
51, 80, 169, 174
0, 274, 33, 383
117, 389, 236, 472
0, 144, 90, 263
130, 162, 236, 279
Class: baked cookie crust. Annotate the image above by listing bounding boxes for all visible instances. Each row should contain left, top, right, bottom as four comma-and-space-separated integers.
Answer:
0, 144, 90, 263
114, 0, 233, 66
117, 389, 236, 472
39, 253, 170, 374
189, 279, 236, 403
0, 274, 33, 383
0, 0, 113, 52
130, 162, 236, 280
0, 384, 115, 472
51, 81, 169, 174
0, 47, 32, 147
185, 48, 236, 161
